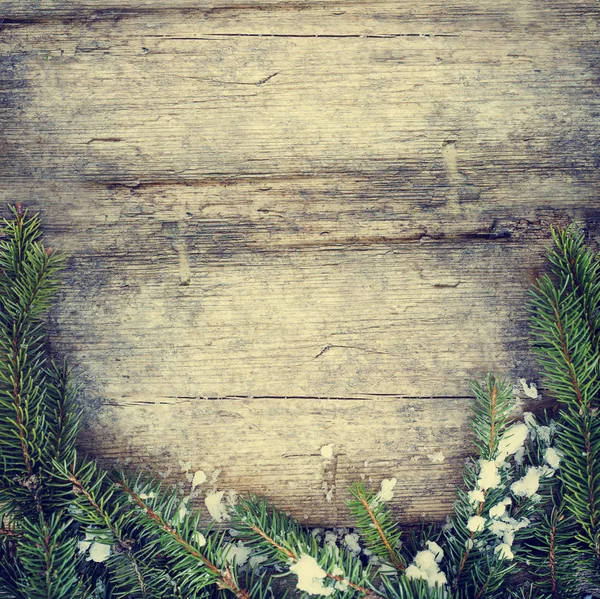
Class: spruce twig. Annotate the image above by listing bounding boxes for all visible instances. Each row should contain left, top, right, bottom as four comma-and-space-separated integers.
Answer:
529, 224, 600, 588
347, 482, 405, 570
232, 496, 378, 597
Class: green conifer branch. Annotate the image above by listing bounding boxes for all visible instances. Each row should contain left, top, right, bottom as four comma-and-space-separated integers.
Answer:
0, 204, 69, 516
115, 475, 252, 599
0, 206, 597, 599
522, 498, 579, 599
16, 512, 85, 599
232, 496, 378, 597
446, 375, 516, 594
529, 226, 600, 570
547, 226, 600, 352
378, 575, 447, 599
347, 482, 405, 571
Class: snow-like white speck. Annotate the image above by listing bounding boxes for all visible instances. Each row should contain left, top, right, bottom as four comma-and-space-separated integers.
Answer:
78, 532, 111, 563
205, 491, 230, 522
489, 498, 512, 520
193, 531, 207, 547
376, 478, 397, 502
466, 516, 486, 533
428, 451, 445, 464
544, 447, 561, 470
324, 531, 338, 549
176, 496, 190, 522
442, 517, 453, 534
249, 554, 268, 569
467, 489, 485, 505
511, 467, 542, 498
478, 460, 501, 490
223, 541, 252, 567
89, 542, 111, 563
331, 566, 348, 591
495, 423, 529, 465
192, 470, 207, 489
494, 543, 514, 560
138, 491, 156, 500
289, 555, 334, 596
514, 447, 525, 466
405, 546, 447, 588
425, 541, 444, 563
536, 426, 552, 445
488, 517, 529, 546
320, 445, 333, 459
343, 533, 361, 555
519, 379, 538, 399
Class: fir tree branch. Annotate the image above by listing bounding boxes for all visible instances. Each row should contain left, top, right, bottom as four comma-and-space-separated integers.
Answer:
58, 459, 209, 599
472, 562, 497, 599
547, 226, 600, 352
452, 377, 508, 590
115, 477, 251, 599
547, 508, 559, 599
0, 528, 21, 539
67, 469, 132, 551
530, 228, 600, 567
232, 496, 378, 597
17, 512, 86, 599
520, 483, 581, 597
453, 493, 487, 588
247, 521, 373, 594
347, 482, 405, 570
0, 205, 69, 516
444, 375, 523, 598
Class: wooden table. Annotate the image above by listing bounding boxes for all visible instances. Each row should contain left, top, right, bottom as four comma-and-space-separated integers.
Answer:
1, 0, 598, 526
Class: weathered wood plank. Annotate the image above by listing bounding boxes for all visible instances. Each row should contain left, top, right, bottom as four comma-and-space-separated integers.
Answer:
78, 394, 474, 525
1, 20, 598, 182
1, 0, 598, 38
0, 0, 598, 524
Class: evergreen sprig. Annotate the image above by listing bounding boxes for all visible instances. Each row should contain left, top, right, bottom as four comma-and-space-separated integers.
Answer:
529, 225, 600, 580
346, 482, 405, 571
522, 498, 579, 598
116, 474, 251, 599
231, 496, 376, 598
0, 204, 71, 517
443, 376, 518, 598
16, 512, 85, 599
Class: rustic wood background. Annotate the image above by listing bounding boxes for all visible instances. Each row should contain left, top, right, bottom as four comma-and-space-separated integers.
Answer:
1, 0, 599, 526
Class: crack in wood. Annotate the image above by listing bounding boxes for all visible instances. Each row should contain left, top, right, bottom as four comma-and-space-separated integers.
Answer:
121, 394, 475, 403
313, 344, 395, 359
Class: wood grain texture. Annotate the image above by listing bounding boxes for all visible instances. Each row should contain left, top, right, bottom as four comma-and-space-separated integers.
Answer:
1, 0, 599, 525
